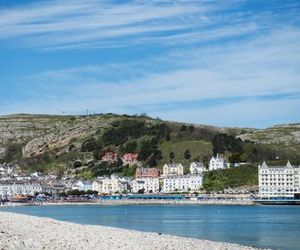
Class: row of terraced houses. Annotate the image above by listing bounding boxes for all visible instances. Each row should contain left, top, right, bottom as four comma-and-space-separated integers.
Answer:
90, 162, 204, 194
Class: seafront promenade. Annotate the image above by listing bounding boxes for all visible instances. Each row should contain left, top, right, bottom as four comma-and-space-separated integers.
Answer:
96, 198, 254, 205
0, 198, 254, 207
0, 211, 261, 250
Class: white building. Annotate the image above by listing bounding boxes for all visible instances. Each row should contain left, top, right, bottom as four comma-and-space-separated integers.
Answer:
0, 164, 13, 177
131, 178, 159, 193
190, 162, 206, 174
0, 181, 42, 198
163, 163, 184, 176
71, 180, 92, 191
209, 154, 228, 171
92, 175, 129, 194
258, 161, 300, 198
162, 175, 202, 193
92, 180, 101, 193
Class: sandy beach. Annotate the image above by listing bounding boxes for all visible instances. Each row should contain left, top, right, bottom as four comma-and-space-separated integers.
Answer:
0, 211, 262, 250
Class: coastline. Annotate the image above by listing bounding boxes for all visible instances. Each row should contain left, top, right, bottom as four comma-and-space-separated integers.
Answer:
0, 211, 262, 249
96, 199, 254, 205
0, 199, 255, 207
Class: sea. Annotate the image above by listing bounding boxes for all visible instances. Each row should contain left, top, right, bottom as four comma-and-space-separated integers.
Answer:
2, 204, 300, 250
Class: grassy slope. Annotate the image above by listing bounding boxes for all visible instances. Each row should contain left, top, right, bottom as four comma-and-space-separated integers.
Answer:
203, 165, 258, 191
158, 140, 212, 170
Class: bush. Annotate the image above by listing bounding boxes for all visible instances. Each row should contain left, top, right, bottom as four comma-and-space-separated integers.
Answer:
81, 138, 97, 152
138, 188, 145, 194
3, 143, 23, 162
73, 160, 82, 168
184, 149, 191, 160
102, 120, 146, 146
180, 125, 187, 132
203, 165, 258, 191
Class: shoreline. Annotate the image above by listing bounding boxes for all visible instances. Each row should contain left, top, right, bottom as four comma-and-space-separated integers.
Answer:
0, 199, 255, 207
0, 211, 263, 249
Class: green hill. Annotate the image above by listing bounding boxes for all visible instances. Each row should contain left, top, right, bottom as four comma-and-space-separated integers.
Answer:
0, 113, 299, 189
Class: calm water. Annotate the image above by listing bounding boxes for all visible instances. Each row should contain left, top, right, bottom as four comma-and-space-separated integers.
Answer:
2, 204, 300, 250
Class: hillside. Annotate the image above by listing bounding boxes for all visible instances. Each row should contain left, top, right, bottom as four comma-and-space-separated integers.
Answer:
1, 113, 300, 184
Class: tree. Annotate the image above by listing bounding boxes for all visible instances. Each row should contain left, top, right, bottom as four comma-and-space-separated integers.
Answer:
138, 188, 145, 194
188, 125, 194, 133
169, 152, 175, 162
68, 144, 75, 152
184, 149, 191, 160
73, 160, 82, 168
166, 133, 171, 141
137, 140, 157, 161
4, 143, 23, 162
102, 119, 145, 146
81, 138, 97, 152
122, 140, 137, 153
122, 164, 137, 177
180, 125, 187, 132
59, 192, 67, 197
212, 133, 243, 155
228, 152, 242, 164
146, 149, 163, 167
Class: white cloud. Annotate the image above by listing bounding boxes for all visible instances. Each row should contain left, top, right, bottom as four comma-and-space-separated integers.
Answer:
2, 25, 299, 127
0, 0, 216, 48
1, 1, 299, 128
0, 0, 274, 50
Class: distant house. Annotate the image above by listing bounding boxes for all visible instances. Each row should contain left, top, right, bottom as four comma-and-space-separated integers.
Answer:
163, 163, 184, 176
131, 178, 160, 193
122, 153, 139, 165
233, 162, 240, 168
209, 154, 229, 171
135, 167, 160, 179
101, 151, 118, 162
71, 180, 92, 191
190, 162, 206, 174
162, 175, 202, 193
0, 180, 42, 198
92, 175, 130, 194
41, 183, 65, 195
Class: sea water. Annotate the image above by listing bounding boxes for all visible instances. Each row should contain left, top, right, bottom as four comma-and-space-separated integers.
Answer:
2, 204, 300, 250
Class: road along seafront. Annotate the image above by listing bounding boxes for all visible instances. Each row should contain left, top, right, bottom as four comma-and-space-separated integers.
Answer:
0, 198, 255, 207
0, 211, 263, 250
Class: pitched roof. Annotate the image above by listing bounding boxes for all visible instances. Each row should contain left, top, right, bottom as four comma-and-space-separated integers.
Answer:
191, 162, 205, 168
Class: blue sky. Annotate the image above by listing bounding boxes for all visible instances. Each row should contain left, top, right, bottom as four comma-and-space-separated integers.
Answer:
0, 0, 299, 128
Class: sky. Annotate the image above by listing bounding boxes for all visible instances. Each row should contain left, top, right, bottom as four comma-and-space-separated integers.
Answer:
0, 0, 300, 128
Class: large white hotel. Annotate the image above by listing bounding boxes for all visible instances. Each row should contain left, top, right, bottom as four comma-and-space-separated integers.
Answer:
258, 161, 300, 198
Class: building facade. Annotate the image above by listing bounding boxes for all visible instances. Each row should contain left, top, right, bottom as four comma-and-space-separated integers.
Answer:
135, 167, 160, 179
163, 163, 184, 176
162, 175, 202, 193
92, 175, 129, 194
209, 154, 228, 171
71, 180, 92, 191
122, 153, 139, 165
190, 162, 206, 174
0, 181, 42, 198
101, 152, 118, 162
258, 161, 300, 198
131, 178, 160, 193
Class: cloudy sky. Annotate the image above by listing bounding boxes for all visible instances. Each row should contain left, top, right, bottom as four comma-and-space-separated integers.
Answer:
1, 0, 299, 128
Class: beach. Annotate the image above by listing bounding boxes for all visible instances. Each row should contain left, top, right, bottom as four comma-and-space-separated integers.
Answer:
0, 211, 261, 250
